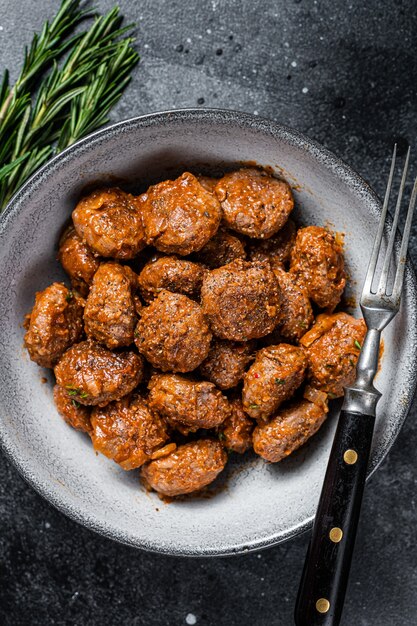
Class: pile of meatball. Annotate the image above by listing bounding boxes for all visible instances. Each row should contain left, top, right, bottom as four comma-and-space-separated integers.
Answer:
23, 168, 366, 498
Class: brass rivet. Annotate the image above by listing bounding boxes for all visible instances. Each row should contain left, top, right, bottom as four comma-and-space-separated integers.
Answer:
343, 449, 358, 465
329, 527, 343, 543
316, 598, 330, 614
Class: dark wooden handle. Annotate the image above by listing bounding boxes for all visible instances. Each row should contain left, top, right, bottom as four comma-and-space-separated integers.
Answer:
294, 409, 375, 626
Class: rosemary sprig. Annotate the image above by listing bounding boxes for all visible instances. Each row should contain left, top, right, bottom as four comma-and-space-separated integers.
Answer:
0, 0, 87, 167
0, 1, 139, 209
58, 39, 138, 148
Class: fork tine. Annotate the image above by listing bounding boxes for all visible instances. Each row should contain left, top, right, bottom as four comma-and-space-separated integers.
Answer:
362, 144, 397, 297
377, 146, 411, 295
391, 177, 417, 303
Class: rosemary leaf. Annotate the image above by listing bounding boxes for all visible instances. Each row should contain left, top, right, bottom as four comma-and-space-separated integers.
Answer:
0, 155, 29, 179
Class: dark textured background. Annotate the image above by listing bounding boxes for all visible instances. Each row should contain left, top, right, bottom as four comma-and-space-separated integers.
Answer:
0, 1, 416, 624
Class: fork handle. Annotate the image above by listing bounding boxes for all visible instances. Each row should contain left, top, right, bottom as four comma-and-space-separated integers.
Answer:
294, 409, 375, 626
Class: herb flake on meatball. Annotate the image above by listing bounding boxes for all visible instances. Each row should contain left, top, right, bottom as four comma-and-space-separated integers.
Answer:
53, 384, 92, 433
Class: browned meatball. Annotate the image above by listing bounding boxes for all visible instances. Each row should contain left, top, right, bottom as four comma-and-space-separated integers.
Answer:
90, 394, 168, 470
72, 187, 145, 259
290, 226, 346, 310
58, 225, 101, 296
138, 255, 206, 303
253, 399, 328, 462
135, 291, 212, 372
199, 338, 255, 390
193, 228, 246, 269
140, 172, 222, 255
24, 283, 84, 369
215, 168, 294, 239
53, 384, 92, 433
273, 267, 313, 342
84, 262, 138, 349
248, 219, 296, 269
141, 439, 227, 497
242, 344, 307, 420
300, 313, 367, 397
197, 175, 219, 193
148, 373, 230, 434
218, 396, 254, 453
201, 259, 282, 341
54, 340, 144, 406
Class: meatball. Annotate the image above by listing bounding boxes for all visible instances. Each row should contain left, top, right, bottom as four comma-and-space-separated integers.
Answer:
273, 267, 313, 342
300, 312, 367, 397
193, 228, 246, 269
24, 283, 84, 369
218, 396, 254, 453
54, 340, 144, 406
138, 255, 206, 303
242, 344, 307, 420
253, 399, 328, 462
248, 219, 296, 269
148, 373, 231, 434
197, 175, 219, 193
58, 225, 101, 296
72, 187, 145, 259
140, 172, 222, 255
84, 262, 138, 349
135, 291, 212, 372
201, 259, 282, 341
215, 168, 294, 239
141, 439, 227, 497
199, 338, 255, 390
53, 384, 91, 433
290, 226, 346, 310
90, 394, 168, 470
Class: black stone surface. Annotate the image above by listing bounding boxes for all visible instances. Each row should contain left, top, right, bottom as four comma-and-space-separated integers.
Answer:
0, 1, 416, 624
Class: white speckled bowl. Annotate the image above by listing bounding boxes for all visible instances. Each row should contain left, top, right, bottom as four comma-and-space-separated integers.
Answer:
0, 109, 416, 556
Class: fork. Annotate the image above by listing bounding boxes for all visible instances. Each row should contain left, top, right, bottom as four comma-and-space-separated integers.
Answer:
294, 146, 417, 626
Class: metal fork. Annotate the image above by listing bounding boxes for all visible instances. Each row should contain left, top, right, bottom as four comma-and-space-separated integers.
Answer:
295, 146, 417, 626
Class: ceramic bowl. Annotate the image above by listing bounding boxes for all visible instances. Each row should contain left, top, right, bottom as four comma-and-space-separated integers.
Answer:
0, 109, 416, 556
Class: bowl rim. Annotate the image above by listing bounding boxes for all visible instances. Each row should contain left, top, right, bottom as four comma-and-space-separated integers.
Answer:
1, 107, 417, 557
